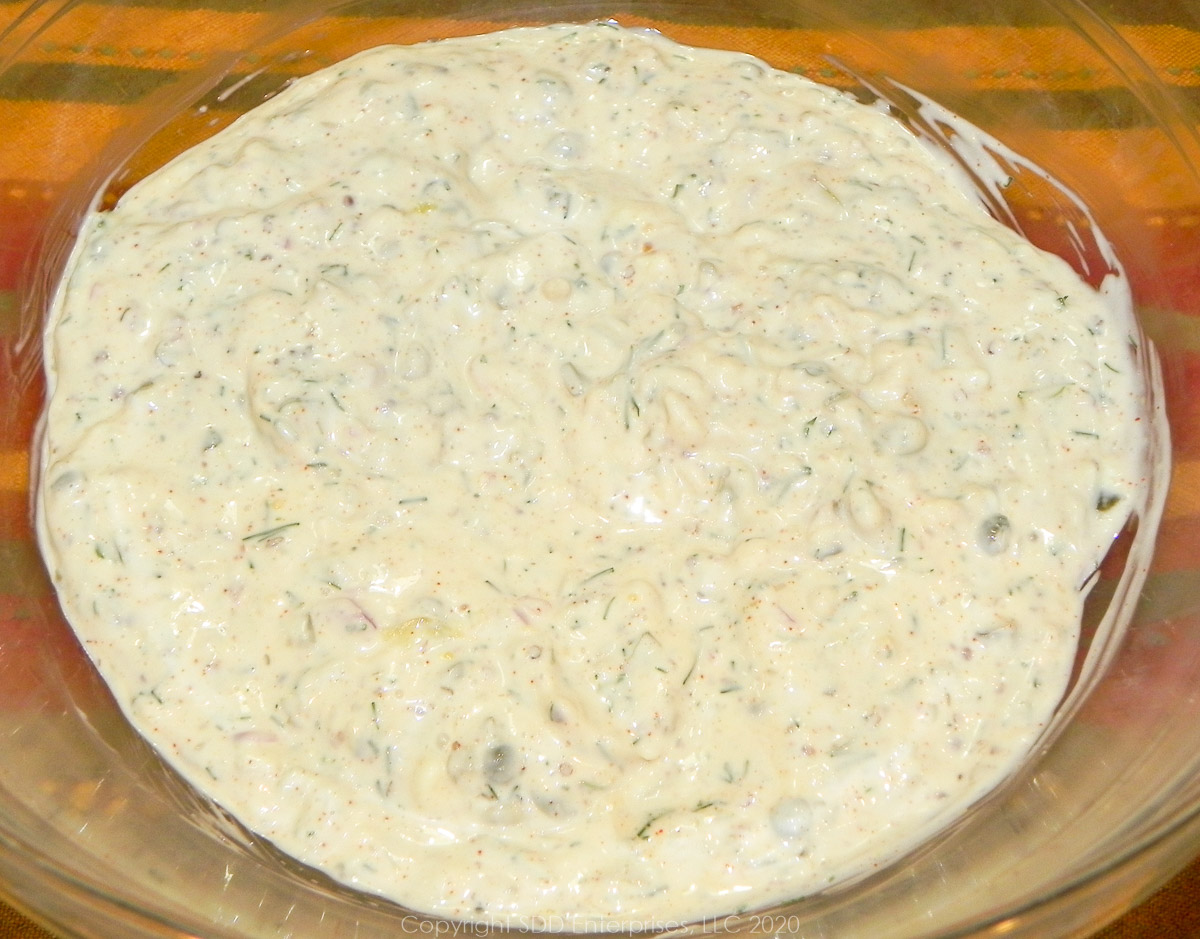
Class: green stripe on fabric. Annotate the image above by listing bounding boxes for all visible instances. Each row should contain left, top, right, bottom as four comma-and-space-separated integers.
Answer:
0, 62, 175, 104
0, 540, 48, 597
1133, 569, 1200, 624
1142, 306, 1200, 353
73, 0, 1200, 27
70, 0, 1135, 29
2, 57, 1190, 129
0, 292, 15, 340
948, 87, 1163, 130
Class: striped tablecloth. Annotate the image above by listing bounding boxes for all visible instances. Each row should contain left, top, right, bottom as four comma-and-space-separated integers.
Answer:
3, 0, 1200, 936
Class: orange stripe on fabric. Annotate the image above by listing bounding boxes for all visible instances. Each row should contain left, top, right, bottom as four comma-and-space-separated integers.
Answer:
3, 3, 267, 71
1123, 24, 1200, 86
0, 101, 131, 185
12, 5, 1200, 90
977, 127, 1198, 214
0, 450, 29, 494
1167, 460, 1200, 522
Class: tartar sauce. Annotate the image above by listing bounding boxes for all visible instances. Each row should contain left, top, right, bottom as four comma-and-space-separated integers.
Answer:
38, 23, 1149, 926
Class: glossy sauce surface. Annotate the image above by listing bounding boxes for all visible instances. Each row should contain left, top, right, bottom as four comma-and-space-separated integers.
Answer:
39, 23, 1148, 925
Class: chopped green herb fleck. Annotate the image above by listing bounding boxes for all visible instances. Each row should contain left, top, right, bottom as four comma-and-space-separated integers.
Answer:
242, 521, 300, 541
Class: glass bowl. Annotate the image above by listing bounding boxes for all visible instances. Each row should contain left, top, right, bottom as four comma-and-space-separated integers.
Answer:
2, 0, 1200, 936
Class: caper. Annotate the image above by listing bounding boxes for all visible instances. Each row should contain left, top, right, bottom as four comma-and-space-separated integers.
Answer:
979, 514, 1011, 555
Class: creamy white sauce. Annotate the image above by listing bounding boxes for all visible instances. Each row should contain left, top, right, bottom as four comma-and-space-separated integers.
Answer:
38, 23, 1149, 926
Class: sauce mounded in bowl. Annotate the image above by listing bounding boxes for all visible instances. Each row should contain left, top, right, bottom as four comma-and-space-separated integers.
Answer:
36, 22, 1151, 927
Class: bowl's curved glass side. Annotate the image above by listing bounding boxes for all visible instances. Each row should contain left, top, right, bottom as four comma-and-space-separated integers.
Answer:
0, 4, 428, 937
4, 1, 1200, 938
802, 2, 1200, 936
763, 1, 1200, 936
